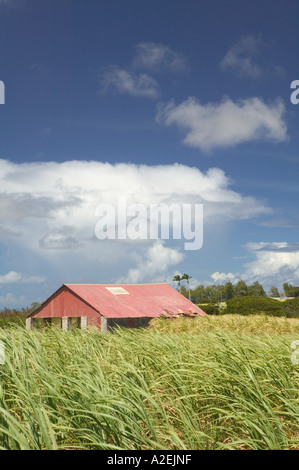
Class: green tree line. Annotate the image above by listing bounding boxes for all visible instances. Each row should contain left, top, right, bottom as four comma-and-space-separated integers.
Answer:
0, 303, 40, 327
174, 276, 299, 304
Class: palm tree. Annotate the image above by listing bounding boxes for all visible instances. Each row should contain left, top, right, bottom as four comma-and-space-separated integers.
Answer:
173, 274, 183, 292
182, 273, 192, 300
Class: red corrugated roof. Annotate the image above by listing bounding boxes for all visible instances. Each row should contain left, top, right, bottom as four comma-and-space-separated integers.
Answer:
64, 283, 207, 318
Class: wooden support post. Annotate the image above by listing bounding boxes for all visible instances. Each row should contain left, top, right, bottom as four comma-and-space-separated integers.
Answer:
62, 317, 71, 331
101, 316, 107, 334
26, 317, 33, 330
80, 317, 88, 330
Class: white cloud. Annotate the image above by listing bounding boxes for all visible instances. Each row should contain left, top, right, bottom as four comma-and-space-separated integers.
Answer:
39, 226, 81, 250
157, 96, 287, 151
0, 271, 45, 284
0, 224, 20, 237
220, 34, 264, 79
211, 272, 239, 284
133, 42, 186, 72
0, 159, 270, 290
100, 65, 159, 98
242, 242, 299, 287
209, 242, 299, 290
99, 42, 186, 99
246, 241, 292, 252
220, 34, 285, 80
118, 240, 184, 284
0, 159, 270, 233
0, 271, 22, 283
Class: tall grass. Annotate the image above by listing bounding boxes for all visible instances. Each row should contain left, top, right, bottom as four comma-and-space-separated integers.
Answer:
150, 314, 299, 335
0, 318, 298, 450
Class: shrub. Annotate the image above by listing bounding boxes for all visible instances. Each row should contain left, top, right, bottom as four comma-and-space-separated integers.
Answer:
283, 297, 299, 318
225, 296, 284, 317
0, 309, 27, 328
197, 304, 220, 315
192, 298, 215, 304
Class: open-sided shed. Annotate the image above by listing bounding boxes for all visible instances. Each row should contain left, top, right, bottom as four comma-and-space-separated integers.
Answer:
26, 283, 207, 332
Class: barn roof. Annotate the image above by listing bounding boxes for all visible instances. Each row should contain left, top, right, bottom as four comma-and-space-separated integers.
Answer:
29, 283, 207, 319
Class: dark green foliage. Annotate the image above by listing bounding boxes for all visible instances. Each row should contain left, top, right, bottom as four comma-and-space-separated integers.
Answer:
189, 280, 267, 303
283, 297, 299, 318
234, 280, 248, 297
288, 287, 299, 297
192, 297, 214, 304
269, 286, 280, 297
180, 285, 188, 296
198, 304, 220, 315
283, 282, 292, 296
283, 283, 299, 297
0, 309, 27, 327
224, 282, 234, 300
0, 302, 40, 328
247, 281, 266, 297
190, 284, 223, 303
225, 296, 284, 317
173, 274, 182, 291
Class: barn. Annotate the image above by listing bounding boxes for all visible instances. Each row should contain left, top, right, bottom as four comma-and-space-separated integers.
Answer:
26, 283, 207, 332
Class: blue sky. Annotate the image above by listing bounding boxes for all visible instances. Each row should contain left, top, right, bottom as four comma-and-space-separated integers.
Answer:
1, 0, 299, 307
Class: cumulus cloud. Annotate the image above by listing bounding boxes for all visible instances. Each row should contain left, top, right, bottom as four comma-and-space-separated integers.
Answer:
99, 42, 186, 99
118, 240, 184, 284
0, 271, 22, 283
210, 242, 299, 290
0, 192, 80, 222
157, 96, 287, 151
0, 159, 270, 234
0, 224, 21, 237
132, 42, 186, 72
100, 65, 159, 98
0, 159, 271, 290
220, 34, 285, 80
220, 34, 264, 79
210, 271, 239, 284
246, 242, 299, 252
0, 271, 45, 284
241, 242, 299, 287
39, 226, 81, 250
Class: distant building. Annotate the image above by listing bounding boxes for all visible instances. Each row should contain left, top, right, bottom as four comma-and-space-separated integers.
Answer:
26, 283, 207, 332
